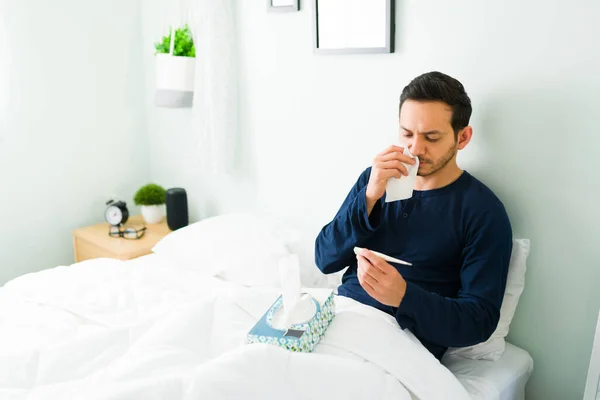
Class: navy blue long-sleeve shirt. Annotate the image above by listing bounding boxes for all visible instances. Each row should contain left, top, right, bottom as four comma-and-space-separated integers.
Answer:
315, 168, 512, 360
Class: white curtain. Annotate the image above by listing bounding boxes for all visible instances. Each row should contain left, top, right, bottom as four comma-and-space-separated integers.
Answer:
189, 0, 239, 175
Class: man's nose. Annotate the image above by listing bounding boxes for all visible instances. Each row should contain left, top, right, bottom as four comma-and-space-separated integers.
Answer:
410, 135, 426, 156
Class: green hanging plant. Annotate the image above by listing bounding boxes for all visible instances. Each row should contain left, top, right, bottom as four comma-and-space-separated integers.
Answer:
154, 24, 196, 58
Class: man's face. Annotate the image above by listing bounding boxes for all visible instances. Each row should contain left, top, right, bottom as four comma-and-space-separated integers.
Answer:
399, 100, 459, 177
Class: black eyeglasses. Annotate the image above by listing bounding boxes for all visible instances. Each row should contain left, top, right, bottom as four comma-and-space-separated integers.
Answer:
108, 225, 147, 240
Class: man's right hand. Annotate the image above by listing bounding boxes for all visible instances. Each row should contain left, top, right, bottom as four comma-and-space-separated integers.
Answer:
365, 145, 416, 214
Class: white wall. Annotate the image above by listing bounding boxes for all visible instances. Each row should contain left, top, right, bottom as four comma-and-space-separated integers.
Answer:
0, 0, 148, 284
143, 1, 600, 398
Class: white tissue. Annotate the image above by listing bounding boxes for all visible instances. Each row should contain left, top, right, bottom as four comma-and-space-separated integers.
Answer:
279, 254, 301, 327
385, 146, 419, 202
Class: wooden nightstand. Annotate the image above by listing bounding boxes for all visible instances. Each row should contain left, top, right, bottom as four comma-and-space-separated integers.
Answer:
72, 215, 172, 263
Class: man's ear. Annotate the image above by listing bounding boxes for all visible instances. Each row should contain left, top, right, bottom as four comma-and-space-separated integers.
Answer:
457, 126, 473, 150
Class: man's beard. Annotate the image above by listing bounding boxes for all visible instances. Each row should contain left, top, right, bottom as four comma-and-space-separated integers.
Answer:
417, 142, 458, 177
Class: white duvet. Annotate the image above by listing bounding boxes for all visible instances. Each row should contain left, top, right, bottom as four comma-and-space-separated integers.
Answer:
0, 255, 471, 400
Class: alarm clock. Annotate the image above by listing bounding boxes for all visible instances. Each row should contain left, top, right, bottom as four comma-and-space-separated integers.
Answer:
105, 200, 129, 226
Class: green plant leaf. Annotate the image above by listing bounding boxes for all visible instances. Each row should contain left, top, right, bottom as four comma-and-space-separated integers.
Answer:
154, 24, 196, 57
133, 183, 167, 206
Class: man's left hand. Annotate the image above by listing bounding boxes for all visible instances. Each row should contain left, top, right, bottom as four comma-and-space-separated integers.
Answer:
356, 249, 407, 307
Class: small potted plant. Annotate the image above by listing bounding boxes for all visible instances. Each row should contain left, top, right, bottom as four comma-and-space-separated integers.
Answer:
154, 24, 196, 108
134, 183, 167, 224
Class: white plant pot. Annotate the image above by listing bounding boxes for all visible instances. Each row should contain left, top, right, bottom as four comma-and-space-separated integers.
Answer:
141, 205, 164, 224
155, 53, 196, 108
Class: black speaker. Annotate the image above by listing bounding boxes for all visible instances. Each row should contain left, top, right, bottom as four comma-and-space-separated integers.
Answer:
166, 188, 189, 231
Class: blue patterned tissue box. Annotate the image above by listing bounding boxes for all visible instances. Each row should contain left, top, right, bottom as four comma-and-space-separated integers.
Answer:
246, 289, 335, 353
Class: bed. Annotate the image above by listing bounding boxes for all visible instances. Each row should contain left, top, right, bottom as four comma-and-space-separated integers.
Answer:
0, 213, 533, 400
443, 342, 534, 400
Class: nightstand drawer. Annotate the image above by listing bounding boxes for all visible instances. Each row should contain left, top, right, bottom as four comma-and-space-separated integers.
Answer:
72, 215, 171, 264
73, 237, 125, 262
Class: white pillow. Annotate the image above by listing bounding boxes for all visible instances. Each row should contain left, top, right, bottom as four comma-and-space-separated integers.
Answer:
445, 238, 531, 361
151, 213, 291, 288
264, 219, 338, 289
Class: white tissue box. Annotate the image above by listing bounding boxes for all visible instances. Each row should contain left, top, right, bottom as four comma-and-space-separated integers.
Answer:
246, 289, 335, 353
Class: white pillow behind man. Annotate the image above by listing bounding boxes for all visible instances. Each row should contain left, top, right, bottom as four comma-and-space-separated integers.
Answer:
445, 238, 531, 361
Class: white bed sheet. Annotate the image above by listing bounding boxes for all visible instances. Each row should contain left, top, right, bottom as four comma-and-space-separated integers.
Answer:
0, 253, 533, 400
442, 342, 534, 400
0, 254, 472, 400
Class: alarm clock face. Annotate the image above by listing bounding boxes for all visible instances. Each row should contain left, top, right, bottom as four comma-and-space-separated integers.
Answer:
105, 205, 123, 226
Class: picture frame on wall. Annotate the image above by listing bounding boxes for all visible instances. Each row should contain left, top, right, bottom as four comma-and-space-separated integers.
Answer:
313, 0, 395, 55
267, 0, 300, 12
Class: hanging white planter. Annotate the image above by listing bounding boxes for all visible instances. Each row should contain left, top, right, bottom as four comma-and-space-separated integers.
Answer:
155, 26, 196, 108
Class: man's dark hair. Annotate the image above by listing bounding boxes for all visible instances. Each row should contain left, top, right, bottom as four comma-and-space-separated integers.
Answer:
399, 71, 472, 135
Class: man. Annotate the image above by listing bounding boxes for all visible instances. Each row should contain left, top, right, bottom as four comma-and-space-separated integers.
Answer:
314, 71, 513, 360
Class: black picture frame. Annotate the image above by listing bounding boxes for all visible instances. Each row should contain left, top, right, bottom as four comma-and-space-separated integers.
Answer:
313, 0, 395, 55
267, 0, 300, 12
